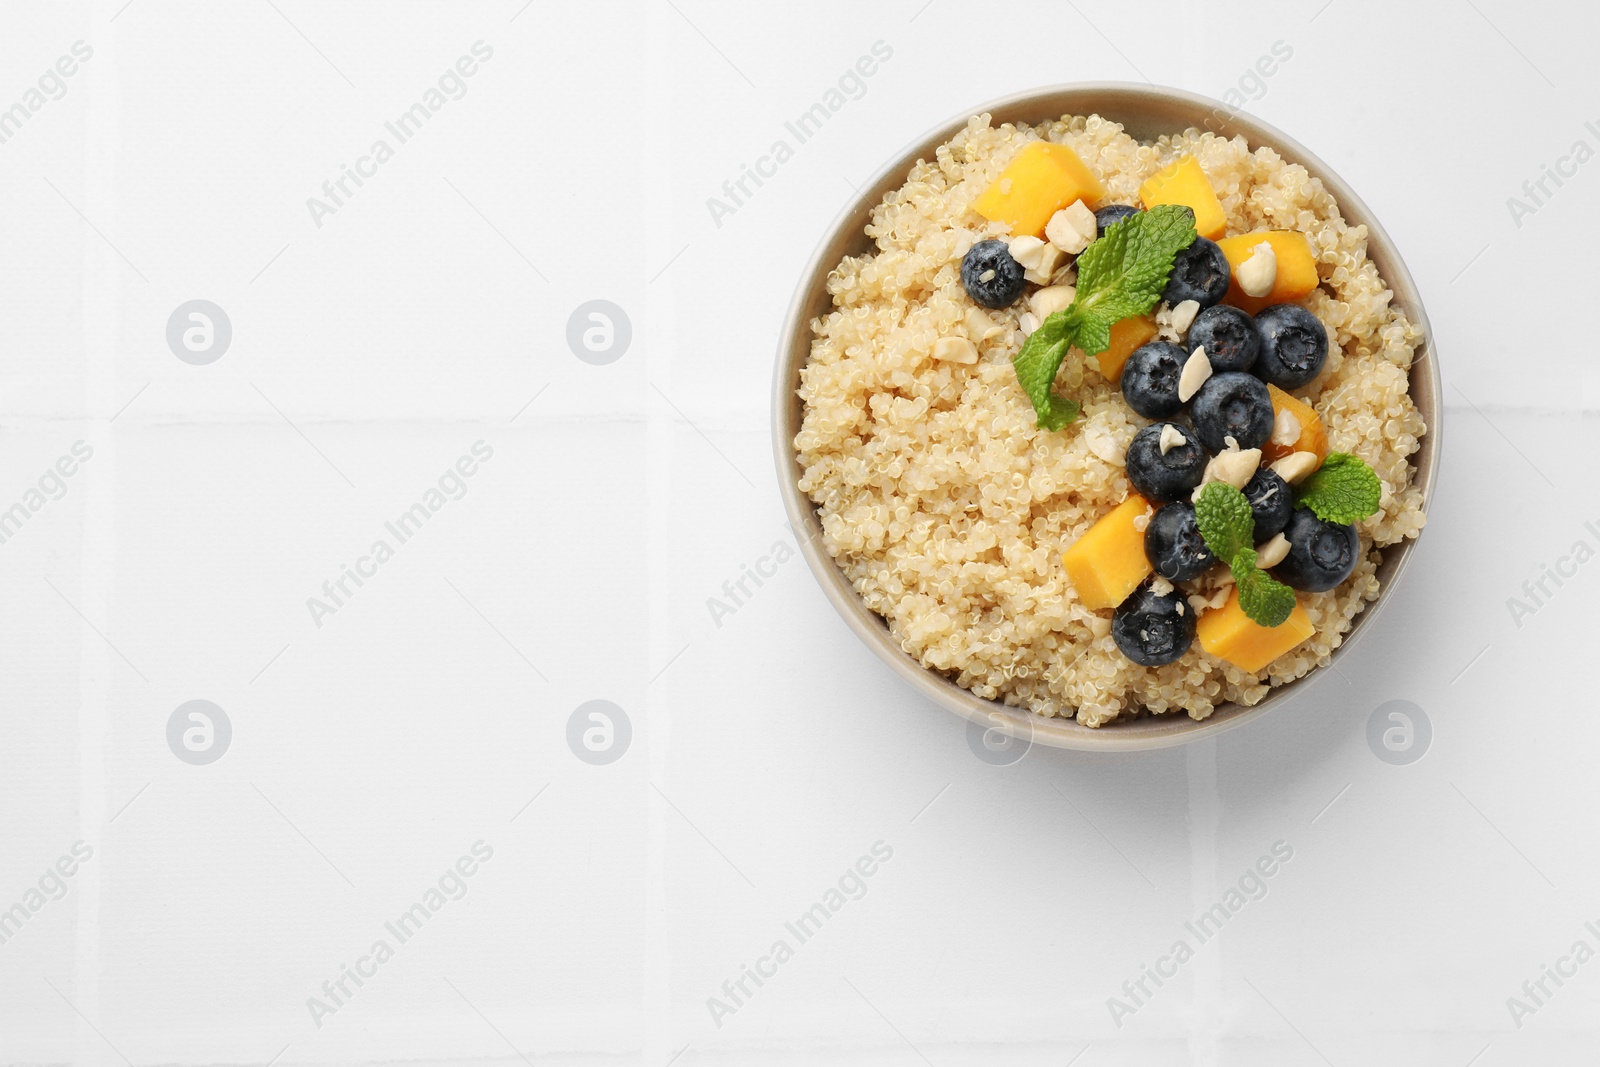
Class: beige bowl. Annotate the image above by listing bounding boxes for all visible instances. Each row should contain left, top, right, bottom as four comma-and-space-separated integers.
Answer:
771, 83, 1441, 752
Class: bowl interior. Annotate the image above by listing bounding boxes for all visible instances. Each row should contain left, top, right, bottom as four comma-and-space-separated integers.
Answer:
772, 83, 1440, 752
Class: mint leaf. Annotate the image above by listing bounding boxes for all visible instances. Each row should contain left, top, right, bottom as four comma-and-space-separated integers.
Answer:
1011, 312, 1082, 431
1232, 551, 1297, 629
1193, 481, 1254, 563
1010, 205, 1197, 430
1073, 204, 1199, 325
1296, 452, 1382, 524
1196, 483, 1297, 627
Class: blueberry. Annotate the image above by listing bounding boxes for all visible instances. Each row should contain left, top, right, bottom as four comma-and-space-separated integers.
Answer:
1094, 204, 1140, 237
1189, 371, 1275, 453
1243, 469, 1294, 543
1125, 421, 1208, 504
1145, 502, 1217, 582
1112, 582, 1196, 667
1120, 342, 1188, 419
1163, 237, 1231, 308
1272, 508, 1360, 591
1186, 305, 1259, 372
1253, 304, 1328, 389
960, 239, 1026, 309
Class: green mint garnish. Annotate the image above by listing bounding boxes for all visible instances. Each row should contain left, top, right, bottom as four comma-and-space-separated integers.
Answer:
1195, 481, 1296, 628
1231, 550, 1297, 629
1011, 204, 1198, 430
1193, 480, 1255, 564
1295, 452, 1382, 525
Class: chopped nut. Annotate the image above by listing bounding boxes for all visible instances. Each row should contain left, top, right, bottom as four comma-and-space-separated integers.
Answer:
1169, 299, 1200, 335
1008, 235, 1047, 272
1066, 199, 1098, 240
1271, 450, 1321, 485
1271, 407, 1303, 448
1149, 575, 1175, 597
1046, 218, 1087, 255
1187, 593, 1213, 616
932, 336, 978, 364
1200, 445, 1262, 491
965, 306, 1004, 344
1086, 427, 1123, 464
1025, 241, 1066, 285
1255, 532, 1291, 569
1237, 240, 1277, 298
1045, 200, 1097, 254
1158, 424, 1188, 455
1018, 312, 1040, 336
1030, 284, 1075, 320
1178, 346, 1213, 402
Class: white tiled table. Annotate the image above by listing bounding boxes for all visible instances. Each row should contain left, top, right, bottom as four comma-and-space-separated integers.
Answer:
1, 1, 1595, 1064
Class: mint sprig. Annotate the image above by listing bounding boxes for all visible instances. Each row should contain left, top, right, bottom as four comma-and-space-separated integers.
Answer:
1295, 452, 1382, 525
1193, 479, 1254, 563
1011, 204, 1198, 430
1194, 482, 1297, 628
1231, 553, 1297, 629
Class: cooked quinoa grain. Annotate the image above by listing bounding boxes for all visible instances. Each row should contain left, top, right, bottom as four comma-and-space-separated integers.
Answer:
794, 113, 1427, 727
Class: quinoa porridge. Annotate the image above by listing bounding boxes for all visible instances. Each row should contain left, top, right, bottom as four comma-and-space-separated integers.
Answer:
793, 112, 1427, 727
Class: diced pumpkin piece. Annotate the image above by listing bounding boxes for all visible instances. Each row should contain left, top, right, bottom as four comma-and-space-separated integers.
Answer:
1262, 383, 1330, 464
1063, 495, 1153, 611
1217, 231, 1319, 314
1196, 588, 1315, 673
974, 141, 1106, 239
1138, 156, 1226, 240
1092, 315, 1160, 382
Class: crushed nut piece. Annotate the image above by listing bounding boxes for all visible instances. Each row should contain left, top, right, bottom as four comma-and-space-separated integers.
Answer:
1271, 450, 1321, 485
1255, 532, 1291, 569
932, 336, 979, 364
1200, 446, 1262, 491
1007, 235, 1046, 272
1026, 242, 1066, 285
1178, 346, 1213, 402
1169, 299, 1200, 335
1237, 240, 1277, 297
965, 306, 1004, 344
1159, 424, 1188, 455
1045, 200, 1097, 254
1030, 284, 1075, 320
1271, 407, 1303, 448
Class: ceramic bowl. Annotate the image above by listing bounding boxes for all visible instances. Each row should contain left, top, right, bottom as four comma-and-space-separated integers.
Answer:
771, 83, 1441, 752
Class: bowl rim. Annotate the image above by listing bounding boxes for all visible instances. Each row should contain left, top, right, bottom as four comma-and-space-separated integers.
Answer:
771, 82, 1442, 753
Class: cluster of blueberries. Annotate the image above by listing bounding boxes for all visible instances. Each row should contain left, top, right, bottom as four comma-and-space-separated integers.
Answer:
957, 207, 1363, 668
1119, 223, 1358, 666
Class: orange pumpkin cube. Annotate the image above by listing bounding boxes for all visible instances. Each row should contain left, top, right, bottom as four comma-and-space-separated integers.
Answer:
973, 141, 1106, 239
1217, 231, 1320, 314
1262, 383, 1330, 464
1139, 156, 1226, 240
1092, 315, 1160, 382
1196, 588, 1315, 673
